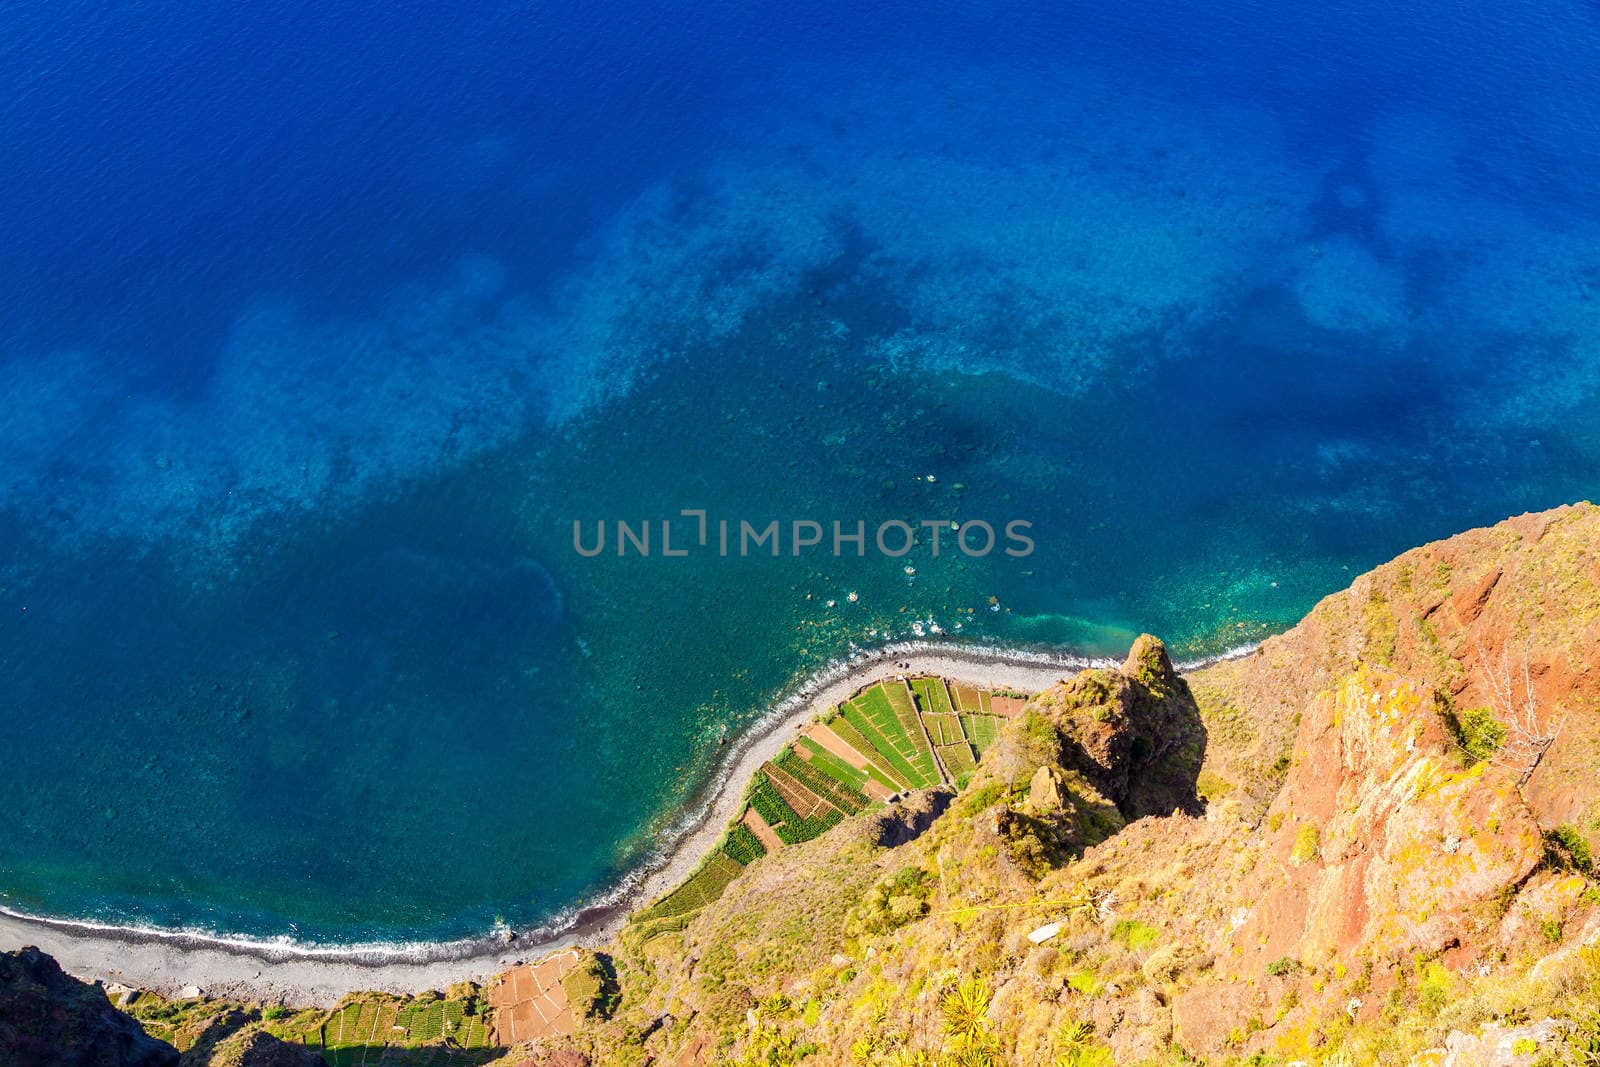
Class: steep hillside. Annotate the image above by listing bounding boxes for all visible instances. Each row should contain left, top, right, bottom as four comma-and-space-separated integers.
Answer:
550, 504, 1600, 1065
10, 505, 1599, 1066
0, 946, 179, 1066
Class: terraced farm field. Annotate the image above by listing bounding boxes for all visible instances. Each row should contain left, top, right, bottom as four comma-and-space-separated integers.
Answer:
844, 683, 940, 788
128, 985, 497, 1066
961, 712, 1003, 755
923, 711, 963, 746
796, 735, 872, 791
910, 677, 956, 717
938, 740, 978, 779
951, 683, 993, 714
632, 850, 747, 939
774, 748, 869, 814
627, 676, 1032, 944
821, 716, 912, 791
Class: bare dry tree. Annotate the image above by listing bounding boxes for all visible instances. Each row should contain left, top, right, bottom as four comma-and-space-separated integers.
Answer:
1470, 635, 1565, 786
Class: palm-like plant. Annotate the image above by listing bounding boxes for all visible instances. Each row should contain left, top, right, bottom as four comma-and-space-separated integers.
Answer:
940, 976, 1003, 1064
1053, 1020, 1112, 1067
941, 976, 991, 1047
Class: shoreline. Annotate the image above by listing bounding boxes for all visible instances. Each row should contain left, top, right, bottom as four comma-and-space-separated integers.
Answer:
0, 638, 1256, 1006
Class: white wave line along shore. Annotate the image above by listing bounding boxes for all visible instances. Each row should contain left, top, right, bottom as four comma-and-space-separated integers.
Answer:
0, 637, 1259, 1006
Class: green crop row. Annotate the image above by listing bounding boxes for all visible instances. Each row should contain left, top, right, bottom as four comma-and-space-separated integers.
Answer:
638, 851, 744, 923
797, 736, 899, 795
747, 771, 804, 829
774, 748, 868, 813
923, 712, 963, 746
961, 713, 1002, 755
938, 741, 978, 778
824, 717, 912, 791
773, 805, 843, 845
867, 684, 940, 785
911, 677, 955, 717
841, 702, 924, 789
722, 822, 767, 864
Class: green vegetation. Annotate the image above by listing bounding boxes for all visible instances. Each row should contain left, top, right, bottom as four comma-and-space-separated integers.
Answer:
827, 715, 914, 791
1195, 768, 1234, 802
938, 740, 978, 779
626, 681, 1019, 951
774, 747, 869, 814
958, 780, 1007, 817
561, 954, 620, 1021
858, 682, 940, 786
1545, 822, 1596, 875
846, 865, 936, 937
390, 996, 476, 1044
638, 851, 745, 923
1448, 704, 1506, 764
910, 676, 955, 717
747, 770, 843, 844
960, 713, 1002, 755
1053, 1020, 1115, 1067
1065, 970, 1104, 997
796, 735, 886, 794
839, 697, 926, 789
1363, 586, 1398, 666
940, 977, 1001, 1064
923, 710, 963, 745
1110, 919, 1159, 951
747, 770, 803, 829
126, 985, 497, 1064
722, 823, 767, 865
1291, 823, 1321, 864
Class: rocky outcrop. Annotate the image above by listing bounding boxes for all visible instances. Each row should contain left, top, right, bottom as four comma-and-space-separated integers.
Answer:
20, 507, 1599, 1067
1160, 505, 1600, 1058
863, 785, 953, 847
985, 632, 1205, 823
182, 1026, 323, 1067
966, 634, 1204, 878
0, 946, 178, 1067
1193, 502, 1600, 843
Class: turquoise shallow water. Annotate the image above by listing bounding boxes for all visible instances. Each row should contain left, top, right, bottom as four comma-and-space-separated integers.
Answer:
2, 2, 1599, 944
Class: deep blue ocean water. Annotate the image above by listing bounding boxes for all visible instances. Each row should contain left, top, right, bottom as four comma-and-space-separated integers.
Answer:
2, 0, 1598, 944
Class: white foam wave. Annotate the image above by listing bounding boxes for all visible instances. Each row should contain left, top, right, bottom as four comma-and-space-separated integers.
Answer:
2, 635, 1264, 964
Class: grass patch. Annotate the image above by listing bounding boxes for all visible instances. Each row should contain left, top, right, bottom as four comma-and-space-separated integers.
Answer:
1111, 919, 1160, 951
1292, 824, 1321, 864
960, 713, 1002, 755
827, 716, 914, 791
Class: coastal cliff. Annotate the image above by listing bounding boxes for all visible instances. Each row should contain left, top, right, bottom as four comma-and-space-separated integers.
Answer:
0, 946, 178, 1066
6, 504, 1600, 1066
562, 503, 1600, 1065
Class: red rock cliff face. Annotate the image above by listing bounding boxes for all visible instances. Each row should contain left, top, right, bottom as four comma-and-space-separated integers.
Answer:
1167, 503, 1600, 1057
1205, 503, 1600, 835
1227, 667, 1544, 977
